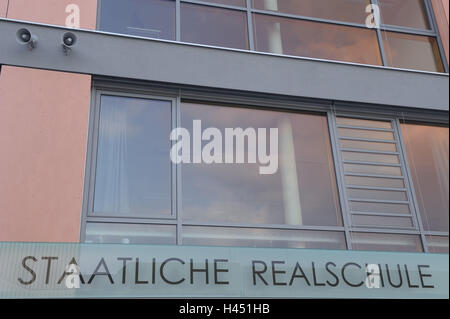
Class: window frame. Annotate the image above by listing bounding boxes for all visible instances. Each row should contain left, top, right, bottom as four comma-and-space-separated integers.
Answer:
96, 0, 448, 73
80, 80, 449, 253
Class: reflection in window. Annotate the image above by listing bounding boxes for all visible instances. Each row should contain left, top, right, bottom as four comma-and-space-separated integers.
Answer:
426, 236, 449, 254
93, 95, 172, 217
351, 233, 423, 252
183, 227, 346, 250
252, 0, 370, 25
401, 124, 449, 232
100, 0, 175, 40
180, 102, 342, 227
85, 223, 176, 245
252, 14, 382, 65
382, 32, 444, 72
378, 0, 430, 30
181, 3, 249, 49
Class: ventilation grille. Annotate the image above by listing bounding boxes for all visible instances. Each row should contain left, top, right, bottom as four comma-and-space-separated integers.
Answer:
333, 116, 418, 230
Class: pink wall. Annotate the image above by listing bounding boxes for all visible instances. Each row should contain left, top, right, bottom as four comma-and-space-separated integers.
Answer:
7, 0, 97, 29
0, 1, 97, 242
0, 0, 7, 18
0, 67, 91, 242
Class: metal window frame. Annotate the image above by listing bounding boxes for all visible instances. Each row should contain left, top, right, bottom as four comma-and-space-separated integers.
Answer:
80, 79, 448, 253
96, 0, 449, 73
80, 87, 180, 243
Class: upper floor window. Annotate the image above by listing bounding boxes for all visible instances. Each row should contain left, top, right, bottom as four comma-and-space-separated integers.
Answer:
98, 0, 447, 73
99, 0, 176, 40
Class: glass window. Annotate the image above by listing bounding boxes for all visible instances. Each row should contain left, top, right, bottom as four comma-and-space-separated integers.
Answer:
183, 227, 346, 250
401, 124, 449, 232
99, 0, 175, 40
252, 14, 382, 65
181, 3, 249, 50
426, 236, 449, 254
378, 0, 430, 30
85, 223, 176, 245
382, 32, 444, 72
180, 102, 342, 226
93, 95, 172, 218
252, 0, 370, 24
351, 233, 423, 252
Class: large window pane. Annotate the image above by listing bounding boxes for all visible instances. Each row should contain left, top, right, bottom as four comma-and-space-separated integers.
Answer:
181, 3, 249, 49
180, 103, 342, 226
85, 223, 176, 245
100, 0, 175, 40
351, 232, 423, 252
93, 95, 172, 217
252, 0, 370, 24
183, 227, 346, 250
401, 124, 449, 232
378, 0, 430, 30
383, 32, 444, 72
253, 14, 382, 65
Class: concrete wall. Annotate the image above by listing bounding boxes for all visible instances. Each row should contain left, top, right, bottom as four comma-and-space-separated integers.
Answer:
0, 0, 97, 242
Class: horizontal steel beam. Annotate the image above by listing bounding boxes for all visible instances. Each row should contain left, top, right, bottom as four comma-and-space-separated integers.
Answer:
0, 19, 448, 111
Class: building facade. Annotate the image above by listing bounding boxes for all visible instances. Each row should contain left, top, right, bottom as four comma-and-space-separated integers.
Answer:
0, 0, 448, 298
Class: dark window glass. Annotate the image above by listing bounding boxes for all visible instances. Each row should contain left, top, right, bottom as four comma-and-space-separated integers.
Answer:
100, 0, 175, 40
85, 223, 176, 245
401, 124, 449, 232
203, 0, 245, 6
253, 14, 382, 65
252, 0, 370, 24
183, 227, 346, 250
181, 3, 249, 49
93, 95, 172, 217
180, 102, 342, 226
383, 32, 444, 72
378, 0, 430, 29
351, 233, 423, 252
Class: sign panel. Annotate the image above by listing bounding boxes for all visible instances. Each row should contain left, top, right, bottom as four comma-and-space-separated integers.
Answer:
0, 242, 448, 298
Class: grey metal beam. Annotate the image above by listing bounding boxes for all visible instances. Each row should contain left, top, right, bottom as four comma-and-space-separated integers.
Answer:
0, 19, 448, 111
